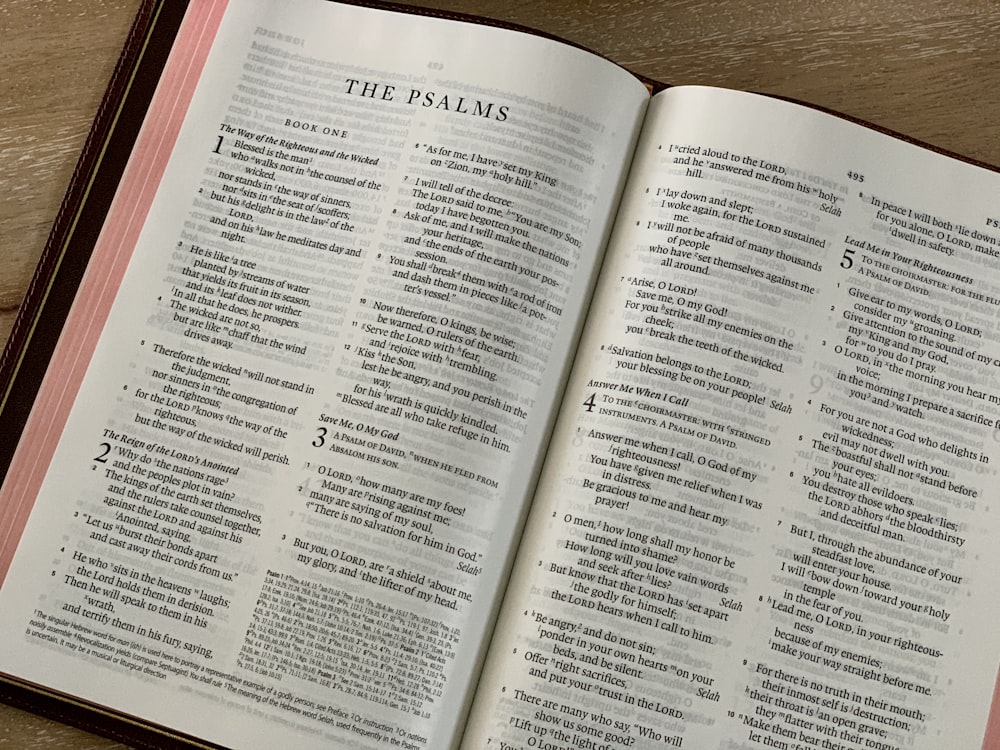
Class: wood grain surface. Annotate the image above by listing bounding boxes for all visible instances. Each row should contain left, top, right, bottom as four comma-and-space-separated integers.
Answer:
2, 0, 1000, 746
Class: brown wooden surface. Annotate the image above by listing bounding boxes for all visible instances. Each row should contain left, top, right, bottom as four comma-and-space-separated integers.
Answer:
2, 0, 1000, 746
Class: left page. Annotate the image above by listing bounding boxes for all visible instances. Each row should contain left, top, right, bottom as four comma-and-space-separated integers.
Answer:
0, 1, 648, 748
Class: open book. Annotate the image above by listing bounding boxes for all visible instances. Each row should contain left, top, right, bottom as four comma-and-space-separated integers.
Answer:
3, 0, 1000, 747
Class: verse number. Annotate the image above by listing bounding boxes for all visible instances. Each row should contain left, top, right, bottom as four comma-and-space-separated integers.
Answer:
583, 393, 597, 413
847, 171, 864, 183
94, 442, 112, 464
313, 426, 327, 448
809, 375, 823, 399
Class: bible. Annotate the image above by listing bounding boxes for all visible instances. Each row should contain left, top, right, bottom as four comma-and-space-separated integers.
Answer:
2, 1, 1000, 749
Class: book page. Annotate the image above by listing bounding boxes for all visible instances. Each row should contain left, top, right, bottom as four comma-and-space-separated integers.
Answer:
0, 1, 647, 748
464, 86, 1000, 750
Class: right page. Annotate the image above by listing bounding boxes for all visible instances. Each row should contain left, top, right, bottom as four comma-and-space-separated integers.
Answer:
463, 86, 1000, 750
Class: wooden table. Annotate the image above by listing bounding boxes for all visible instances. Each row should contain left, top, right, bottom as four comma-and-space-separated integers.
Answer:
2, 0, 999, 746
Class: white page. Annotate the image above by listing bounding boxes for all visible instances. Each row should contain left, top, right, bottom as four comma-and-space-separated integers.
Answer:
0, 2, 647, 748
464, 86, 1000, 750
